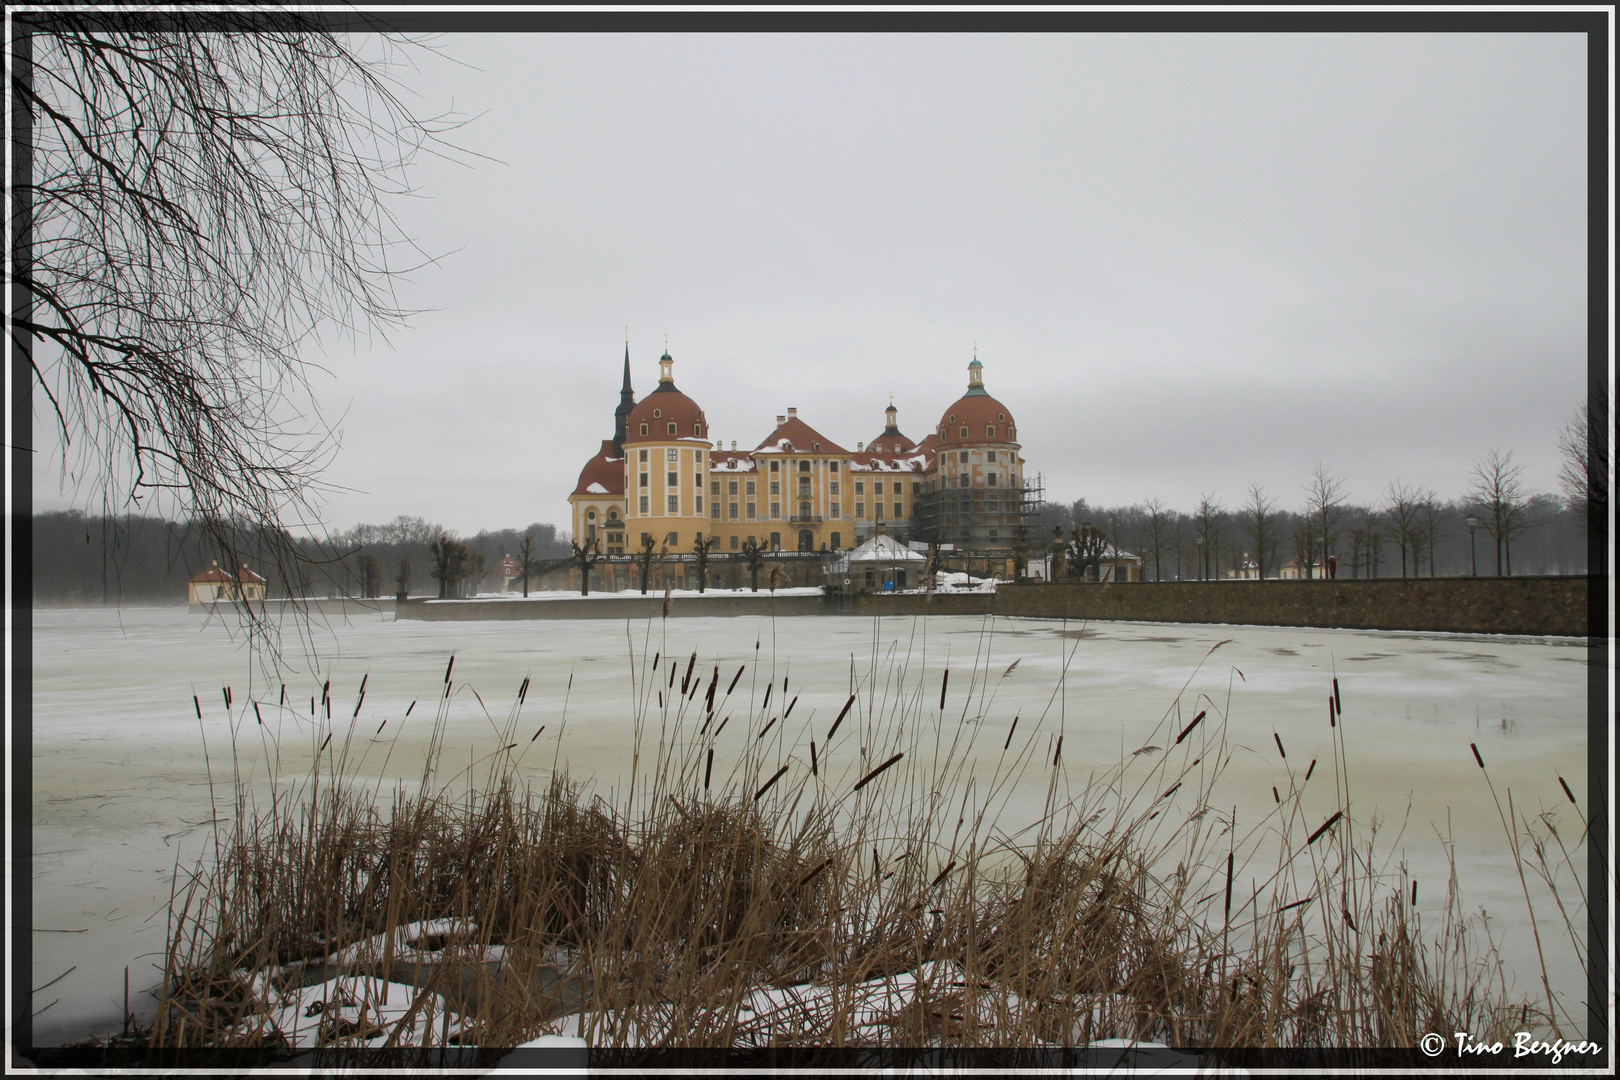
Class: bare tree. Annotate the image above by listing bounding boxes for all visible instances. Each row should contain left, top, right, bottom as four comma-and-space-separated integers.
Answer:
429, 535, 470, 599
1558, 399, 1610, 536
1384, 481, 1423, 578
740, 536, 767, 592
570, 538, 602, 597
1416, 492, 1445, 577
634, 534, 663, 595
1193, 493, 1223, 581
691, 533, 718, 593
1302, 464, 1348, 578
1140, 497, 1170, 582
1291, 518, 1318, 580
518, 535, 537, 597
16, 13, 461, 629
1240, 484, 1276, 580
1468, 449, 1534, 576
394, 555, 411, 600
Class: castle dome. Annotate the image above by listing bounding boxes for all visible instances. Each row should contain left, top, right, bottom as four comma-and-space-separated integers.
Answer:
624, 350, 708, 443
935, 356, 1018, 446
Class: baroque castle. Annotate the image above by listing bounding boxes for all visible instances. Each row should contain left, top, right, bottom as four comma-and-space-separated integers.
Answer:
569, 347, 1039, 570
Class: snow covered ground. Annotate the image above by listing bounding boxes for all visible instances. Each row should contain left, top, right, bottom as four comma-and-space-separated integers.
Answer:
23, 605, 1592, 1047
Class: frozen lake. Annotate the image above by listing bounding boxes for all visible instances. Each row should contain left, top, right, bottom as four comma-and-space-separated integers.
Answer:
23, 605, 1592, 1046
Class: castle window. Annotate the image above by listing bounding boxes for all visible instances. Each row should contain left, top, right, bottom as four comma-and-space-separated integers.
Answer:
653, 409, 661, 418
831, 502, 840, 517
988, 474, 998, 486
986, 425, 995, 437
668, 422, 677, 435
746, 503, 756, 519
729, 535, 738, 549
998, 413, 1005, 422
729, 502, 739, 519
960, 451, 968, 463
799, 461, 810, 472
987, 451, 996, 463
770, 461, 779, 472
912, 482, 920, 494
711, 500, 720, 518
696, 496, 703, 513
640, 423, 648, 436
855, 502, 865, 517
770, 481, 779, 495
639, 449, 648, 462
874, 481, 883, 494
894, 503, 903, 518
960, 427, 969, 437
830, 481, 839, 495
728, 480, 737, 494
694, 424, 702, 436
668, 472, 677, 486
813, 442, 821, 451
694, 471, 703, 487
640, 473, 648, 488
586, 510, 596, 520
639, 495, 649, 513
745, 481, 755, 495
854, 481, 864, 494
712, 481, 721, 495
949, 414, 956, 423
829, 462, 838, 473
667, 532, 679, 546
667, 495, 679, 513
830, 532, 841, 549
667, 449, 678, 461
770, 502, 780, 518
798, 477, 810, 495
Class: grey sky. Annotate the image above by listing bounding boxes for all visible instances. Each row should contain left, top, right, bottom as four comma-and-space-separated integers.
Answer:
35, 32, 1592, 535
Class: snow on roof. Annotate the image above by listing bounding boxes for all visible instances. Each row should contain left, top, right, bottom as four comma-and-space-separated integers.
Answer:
843, 534, 926, 563
585, 482, 610, 494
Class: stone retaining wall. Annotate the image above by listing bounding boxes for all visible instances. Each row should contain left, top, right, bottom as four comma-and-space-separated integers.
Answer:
397, 577, 1592, 636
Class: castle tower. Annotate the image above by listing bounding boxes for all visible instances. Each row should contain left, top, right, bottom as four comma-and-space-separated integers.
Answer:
612, 340, 635, 455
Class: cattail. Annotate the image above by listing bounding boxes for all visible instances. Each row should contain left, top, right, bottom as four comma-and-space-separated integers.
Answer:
668, 663, 676, 689
783, 695, 798, 719
1307, 810, 1343, 845
1470, 743, 1485, 769
653, 652, 660, 670
1411, 880, 1418, 905
930, 861, 957, 888
1160, 781, 1182, 802
1329, 696, 1336, 727
1558, 776, 1576, 804
222, 688, 230, 711
530, 725, 545, 743
1003, 715, 1019, 751
704, 748, 714, 789
810, 740, 818, 776
318, 733, 332, 754
519, 677, 530, 704
796, 858, 832, 888
352, 687, 366, 718
193, 695, 201, 720
682, 652, 696, 693
1224, 852, 1234, 921
1273, 732, 1286, 759
662, 584, 672, 618
1053, 735, 1063, 765
828, 695, 856, 742
1304, 758, 1316, 782
406, 700, 416, 717
758, 715, 778, 740
939, 670, 949, 711
1279, 896, 1313, 913
253, 702, 263, 725
1272, 786, 1280, 804
727, 666, 745, 695
1333, 677, 1341, 714
279, 685, 286, 706
376, 719, 387, 734
1175, 710, 1207, 745
853, 752, 904, 792
713, 715, 731, 737
754, 765, 789, 801
762, 683, 772, 711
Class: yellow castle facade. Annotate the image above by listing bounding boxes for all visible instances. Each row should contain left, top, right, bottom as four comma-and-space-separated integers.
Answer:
569, 347, 1032, 560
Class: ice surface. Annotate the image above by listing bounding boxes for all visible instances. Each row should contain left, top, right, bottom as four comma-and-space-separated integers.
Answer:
24, 606, 1592, 1046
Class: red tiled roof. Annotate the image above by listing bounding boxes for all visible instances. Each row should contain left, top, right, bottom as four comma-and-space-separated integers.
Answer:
753, 414, 848, 455
571, 440, 625, 497
625, 384, 707, 444
935, 392, 1019, 447
190, 562, 266, 584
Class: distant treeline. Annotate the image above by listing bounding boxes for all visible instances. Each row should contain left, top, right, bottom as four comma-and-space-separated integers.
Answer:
1027, 491, 1588, 581
28, 512, 571, 605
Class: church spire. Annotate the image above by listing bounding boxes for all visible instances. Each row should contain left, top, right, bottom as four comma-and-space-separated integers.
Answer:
612, 335, 636, 455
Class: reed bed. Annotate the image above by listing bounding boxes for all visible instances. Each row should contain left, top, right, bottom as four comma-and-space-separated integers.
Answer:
121, 617, 1583, 1066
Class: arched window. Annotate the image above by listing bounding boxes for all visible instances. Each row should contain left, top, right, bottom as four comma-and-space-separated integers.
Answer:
639, 423, 648, 436
667, 422, 677, 435
693, 424, 702, 436
986, 425, 995, 438
960, 427, 969, 438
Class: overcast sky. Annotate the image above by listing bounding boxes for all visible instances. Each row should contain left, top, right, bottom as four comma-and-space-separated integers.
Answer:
35, 31, 1592, 536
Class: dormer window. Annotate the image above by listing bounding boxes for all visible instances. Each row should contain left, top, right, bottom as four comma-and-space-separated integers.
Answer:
998, 413, 1005, 422
667, 422, 677, 435
812, 441, 821, 451
639, 423, 648, 436
653, 408, 661, 418
948, 413, 956, 423
693, 424, 702, 436
960, 427, 969, 438
986, 425, 995, 437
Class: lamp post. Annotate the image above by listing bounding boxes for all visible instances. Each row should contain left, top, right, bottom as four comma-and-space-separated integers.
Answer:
1466, 516, 1481, 577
